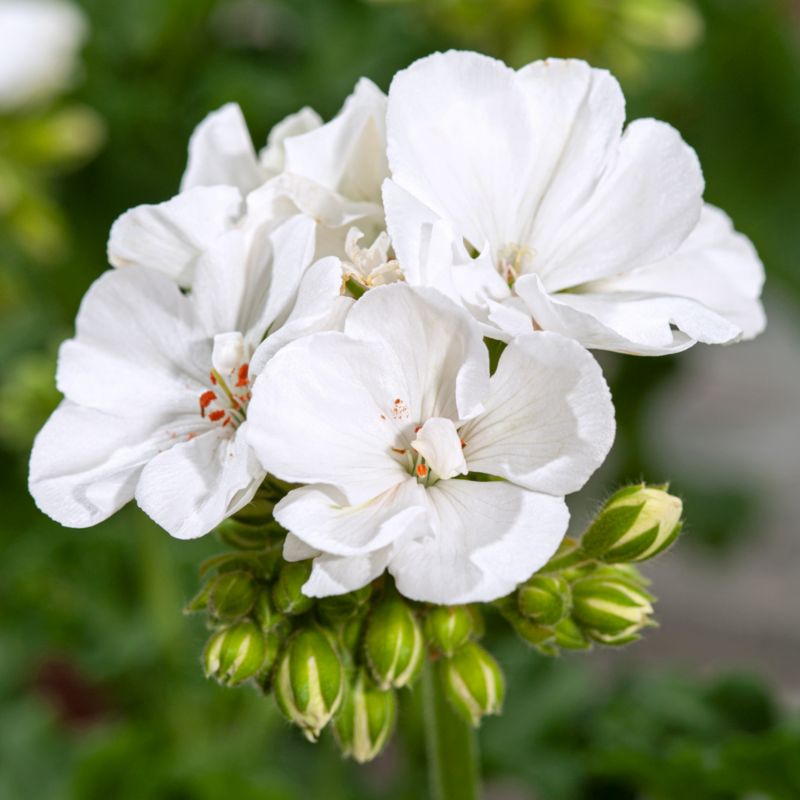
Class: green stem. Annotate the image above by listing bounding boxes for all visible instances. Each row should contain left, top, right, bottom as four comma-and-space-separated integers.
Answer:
422, 659, 480, 800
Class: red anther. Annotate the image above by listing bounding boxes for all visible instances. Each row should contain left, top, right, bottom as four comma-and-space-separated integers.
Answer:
391, 447, 407, 455
208, 410, 225, 422
221, 416, 231, 427
199, 390, 216, 408
414, 425, 422, 433
236, 363, 249, 387
460, 439, 466, 448
394, 398, 401, 404
209, 372, 217, 385
416, 464, 428, 478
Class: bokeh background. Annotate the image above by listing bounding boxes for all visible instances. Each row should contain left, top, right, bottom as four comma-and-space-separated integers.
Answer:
1, 0, 798, 797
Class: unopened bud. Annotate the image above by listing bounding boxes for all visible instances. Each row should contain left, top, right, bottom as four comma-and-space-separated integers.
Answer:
440, 642, 505, 727
424, 606, 473, 657
334, 669, 397, 763
207, 570, 257, 620
203, 621, 266, 687
254, 629, 285, 693
365, 596, 424, 689
572, 570, 655, 645
317, 585, 372, 626
553, 618, 591, 650
582, 484, 683, 563
217, 517, 278, 551
518, 575, 571, 625
253, 588, 280, 632
272, 560, 313, 615
274, 628, 344, 741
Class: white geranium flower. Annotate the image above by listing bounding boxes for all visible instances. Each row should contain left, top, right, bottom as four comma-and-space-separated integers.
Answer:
247, 284, 615, 603
109, 79, 389, 285
29, 216, 349, 538
0, 0, 86, 111
384, 51, 766, 355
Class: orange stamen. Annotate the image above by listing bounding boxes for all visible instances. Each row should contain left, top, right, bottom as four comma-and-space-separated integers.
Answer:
236, 363, 249, 387
208, 410, 225, 422
416, 464, 428, 478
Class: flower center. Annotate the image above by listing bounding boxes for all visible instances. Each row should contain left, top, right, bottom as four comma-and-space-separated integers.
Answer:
198, 333, 252, 430
497, 243, 536, 287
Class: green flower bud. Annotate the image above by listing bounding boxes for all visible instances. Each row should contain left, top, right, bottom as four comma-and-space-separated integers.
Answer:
317, 585, 372, 626
217, 516, 277, 551
334, 669, 397, 763
582, 484, 683, 562
184, 580, 212, 614
518, 575, 571, 625
572, 571, 655, 645
253, 588, 280, 632
207, 570, 257, 620
203, 621, 266, 687
553, 618, 591, 650
440, 642, 505, 727
254, 629, 285, 693
274, 627, 345, 741
364, 596, 424, 689
272, 560, 313, 615
424, 606, 473, 657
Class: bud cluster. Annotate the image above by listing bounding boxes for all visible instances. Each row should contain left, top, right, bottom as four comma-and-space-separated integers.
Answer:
495, 484, 682, 653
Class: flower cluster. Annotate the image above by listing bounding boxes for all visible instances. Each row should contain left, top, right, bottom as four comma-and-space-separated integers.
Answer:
29, 50, 764, 752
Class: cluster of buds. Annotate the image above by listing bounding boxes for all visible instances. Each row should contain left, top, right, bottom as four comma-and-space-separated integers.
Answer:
187, 481, 682, 758
496, 484, 682, 653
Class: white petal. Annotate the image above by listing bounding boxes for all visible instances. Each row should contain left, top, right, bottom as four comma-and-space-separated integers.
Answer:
247, 331, 408, 504
535, 118, 704, 291
135, 425, 263, 539
589, 204, 766, 341
283, 78, 388, 203
107, 186, 242, 286
274, 478, 427, 556
458, 332, 615, 495
29, 401, 189, 528
302, 548, 393, 598
389, 480, 568, 603
411, 417, 467, 480
515, 273, 733, 355
249, 256, 351, 376
344, 283, 490, 422
181, 103, 265, 194
57, 267, 204, 416
191, 214, 316, 347
259, 106, 322, 176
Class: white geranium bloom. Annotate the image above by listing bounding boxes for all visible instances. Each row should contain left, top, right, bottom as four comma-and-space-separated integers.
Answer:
384, 51, 765, 355
30, 216, 350, 538
0, 0, 86, 110
247, 284, 615, 603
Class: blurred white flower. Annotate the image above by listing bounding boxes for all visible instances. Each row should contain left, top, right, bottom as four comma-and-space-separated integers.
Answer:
383, 51, 765, 355
29, 216, 349, 538
0, 0, 87, 111
247, 284, 615, 603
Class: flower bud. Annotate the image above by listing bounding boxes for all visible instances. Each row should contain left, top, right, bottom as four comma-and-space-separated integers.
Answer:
553, 618, 591, 650
317, 585, 372, 626
582, 484, 683, 563
364, 596, 424, 689
274, 627, 344, 741
207, 570, 257, 620
217, 517, 278, 551
272, 560, 313, 615
334, 669, 397, 763
424, 605, 473, 657
518, 575, 571, 625
253, 629, 284, 693
440, 642, 505, 727
203, 621, 266, 687
572, 570, 655, 645
253, 587, 280, 632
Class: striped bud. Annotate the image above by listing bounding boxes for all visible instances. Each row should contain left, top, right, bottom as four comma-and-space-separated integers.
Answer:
582, 484, 683, 563
440, 642, 505, 727
364, 596, 424, 689
203, 620, 266, 687
518, 575, 570, 625
272, 560, 313, 615
207, 570, 257, 620
424, 605, 474, 657
334, 669, 397, 763
274, 627, 344, 741
572, 569, 655, 645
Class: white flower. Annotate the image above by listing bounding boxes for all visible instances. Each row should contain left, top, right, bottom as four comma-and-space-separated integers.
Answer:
108, 79, 389, 286
0, 0, 86, 111
247, 284, 615, 603
383, 51, 765, 355
29, 216, 349, 538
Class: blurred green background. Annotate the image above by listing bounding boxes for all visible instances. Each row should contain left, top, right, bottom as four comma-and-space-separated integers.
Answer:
1, 0, 799, 797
